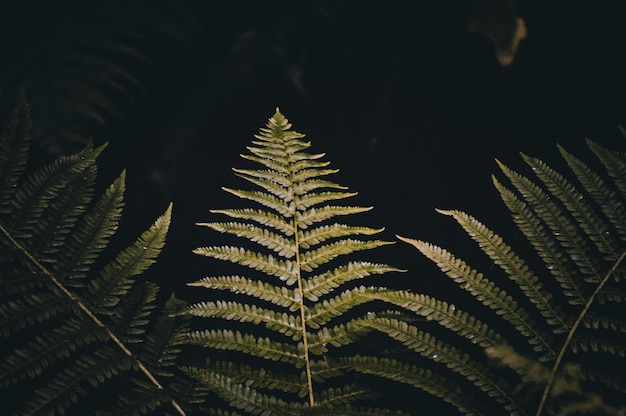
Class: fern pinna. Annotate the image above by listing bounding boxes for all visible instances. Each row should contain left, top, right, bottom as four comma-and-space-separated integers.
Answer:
183, 109, 406, 415
344, 138, 626, 415
0, 95, 203, 415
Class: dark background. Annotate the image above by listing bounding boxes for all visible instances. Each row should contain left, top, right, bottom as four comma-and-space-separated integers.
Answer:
1, 2, 626, 411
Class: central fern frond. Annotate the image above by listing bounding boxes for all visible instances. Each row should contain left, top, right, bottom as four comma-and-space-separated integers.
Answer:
184, 109, 405, 414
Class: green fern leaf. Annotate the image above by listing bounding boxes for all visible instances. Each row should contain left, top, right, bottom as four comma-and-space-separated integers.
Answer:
55, 171, 125, 282
0, 92, 30, 214
184, 109, 402, 413
181, 368, 295, 416
0, 318, 107, 387
86, 203, 172, 312
186, 300, 302, 338
204, 361, 305, 395
200, 221, 295, 257
188, 275, 299, 310
492, 175, 586, 304
193, 246, 297, 283
0, 98, 202, 415
299, 239, 392, 272
586, 138, 626, 196
186, 329, 304, 365
296, 205, 373, 228
299, 224, 383, 248
522, 153, 619, 259
558, 143, 626, 243
0, 292, 70, 337
399, 236, 555, 354
340, 356, 489, 416
302, 262, 403, 301
18, 346, 135, 416
369, 289, 503, 348
307, 286, 386, 327
496, 159, 605, 283
437, 209, 569, 332
394, 137, 626, 415
363, 316, 524, 413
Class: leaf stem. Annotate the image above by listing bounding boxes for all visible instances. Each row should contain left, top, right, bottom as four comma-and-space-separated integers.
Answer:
293, 214, 315, 407
0, 223, 186, 416
535, 249, 626, 416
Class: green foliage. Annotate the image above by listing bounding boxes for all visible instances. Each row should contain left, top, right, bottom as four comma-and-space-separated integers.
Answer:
183, 109, 407, 415
0, 95, 204, 415
344, 138, 626, 415
3, 93, 625, 416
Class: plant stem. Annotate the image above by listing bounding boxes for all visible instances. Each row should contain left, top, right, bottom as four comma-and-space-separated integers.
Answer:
535, 250, 626, 416
293, 215, 315, 407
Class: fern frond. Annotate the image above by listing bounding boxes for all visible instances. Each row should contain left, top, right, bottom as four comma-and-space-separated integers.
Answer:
307, 286, 386, 328
186, 329, 305, 365
363, 316, 524, 413
193, 246, 296, 284
199, 222, 295, 257
300, 239, 392, 272
0, 318, 106, 387
0, 98, 201, 415
306, 322, 373, 354
558, 144, 626, 243
19, 346, 135, 416
55, 171, 125, 282
341, 356, 488, 416
496, 160, 605, 283
0, 92, 30, 213
369, 289, 503, 347
296, 205, 373, 228
314, 384, 373, 406
185, 109, 403, 413
586, 138, 626, 196
299, 224, 384, 248
398, 137, 626, 415
206, 361, 306, 395
139, 295, 190, 376
7, 143, 104, 255
0, 292, 70, 337
86, 203, 172, 313
110, 281, 159, 343
437, 209, 569, 332
240, 153, 291, 175
492, 176, 586, 304
303, 262, 403, 301
186, 300, 302, 338
399, 236, 555, 355
292, 167, 340, 183
223, 188, 293, 217
182, 368, 295, 416
233, 169, 291, 200
210, 208, 294, 235
296, 191, 358, 210
522, 153, 619, 259
188, 275, 299, 310
294, 179, 348, 194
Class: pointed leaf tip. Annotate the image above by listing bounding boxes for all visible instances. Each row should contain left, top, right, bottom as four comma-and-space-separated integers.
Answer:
435, 208, 453, 216
396, 235, 417, 245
